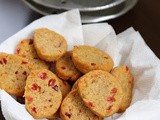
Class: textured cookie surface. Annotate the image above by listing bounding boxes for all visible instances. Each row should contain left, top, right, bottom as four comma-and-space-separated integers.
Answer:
25, 69, 62, 119
111, 66, 134, 112
78, 70, 123, 117
60, 90, 102, 120
34, 28, 67, 62
0, 53, 32, 96
16, 39, 49, 70
55, 51, 82, 81
72, 45, 114, 73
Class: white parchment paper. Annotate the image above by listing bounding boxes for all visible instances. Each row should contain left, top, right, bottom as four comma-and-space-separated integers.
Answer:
0, 9, 160, 120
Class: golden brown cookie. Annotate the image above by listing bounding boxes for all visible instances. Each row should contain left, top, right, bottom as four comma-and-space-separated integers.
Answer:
34, 28, 67, 62
55, 51, 82, 82
111, 66, 134, 112
60, 90, 102, 120
25, 69, 62, 119
72, 45, 114, 74
78, 70, 123, 117
0, 53, 32, 96
16, 39, 50, 70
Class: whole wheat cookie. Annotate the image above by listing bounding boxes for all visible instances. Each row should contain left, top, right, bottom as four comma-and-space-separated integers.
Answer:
78, 70, 123, 117
0, 53, 32, 96
72, 45, 114, 74
25, 69, 62, 119
60, 90, 102, 120
111, 66, 134, 112
34, 28, 67, 62
16, 39, 50, 70
55, 51, 82, 82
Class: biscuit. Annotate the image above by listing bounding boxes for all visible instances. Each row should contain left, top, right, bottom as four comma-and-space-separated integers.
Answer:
34, 28, 67, 62
0, 53, 32, 96
78, 70, 123, 117
60, 90, 102, 120
72, 45, 114, 74
58, 78, 71, 99
111, 66, 134, 112
16, 39, 50, 70
55, 51, 82, 82
25, 69, 62, 119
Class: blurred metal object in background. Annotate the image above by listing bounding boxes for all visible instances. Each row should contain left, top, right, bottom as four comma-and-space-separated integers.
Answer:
22, 0, 138, 23
32, 0, 126, 11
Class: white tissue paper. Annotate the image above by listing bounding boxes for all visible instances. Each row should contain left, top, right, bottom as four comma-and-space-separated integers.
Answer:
0, 9, 160, 120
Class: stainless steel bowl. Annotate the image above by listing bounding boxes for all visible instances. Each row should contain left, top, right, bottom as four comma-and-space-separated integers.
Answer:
32, 0, 126, 11
22, 0, 137, 23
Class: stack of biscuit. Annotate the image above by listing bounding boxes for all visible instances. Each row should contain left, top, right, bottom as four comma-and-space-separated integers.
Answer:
0, 28, 134, 120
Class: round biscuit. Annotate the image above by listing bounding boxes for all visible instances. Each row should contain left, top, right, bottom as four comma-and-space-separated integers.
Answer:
34, 28, 67, 62
78, 70, 123, 117
25, 69, 62, 118
72, 45, 114, 73
60, 90, 102, 120
111, 66, 134, 112
0, 53, 32, 96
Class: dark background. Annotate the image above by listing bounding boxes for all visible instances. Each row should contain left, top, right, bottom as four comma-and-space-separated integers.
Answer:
0, 0, 160, 119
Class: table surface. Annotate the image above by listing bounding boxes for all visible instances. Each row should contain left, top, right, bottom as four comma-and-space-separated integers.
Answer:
0, 0, 160, 119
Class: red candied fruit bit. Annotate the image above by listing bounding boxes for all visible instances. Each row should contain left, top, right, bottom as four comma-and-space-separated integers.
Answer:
27, 97, 33, 102
38, 72, 47, 79
126, 66, 129, 71
107, 97, 115, 102
0, 61, 3, 64
21, 61, 28, 64
53, 85, 58, 91
79, 109, 82, 113
3, 58, 7, 64
29, 40, 33, 45
15, 71, 18, 74
48, 79, 55, 86
111, 88, 117, 94
23, 71, 27, 75
32, 107, 37, 113
17, 48, 21, 54
61, 66, 66, 70
107, 105, 113, 110
65, 112, 72, 118
88, 102, 94, 107
32, 83, 38, 90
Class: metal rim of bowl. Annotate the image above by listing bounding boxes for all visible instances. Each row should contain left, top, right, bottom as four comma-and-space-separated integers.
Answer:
32, 0, 127, 12
22, 0, 138, 23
